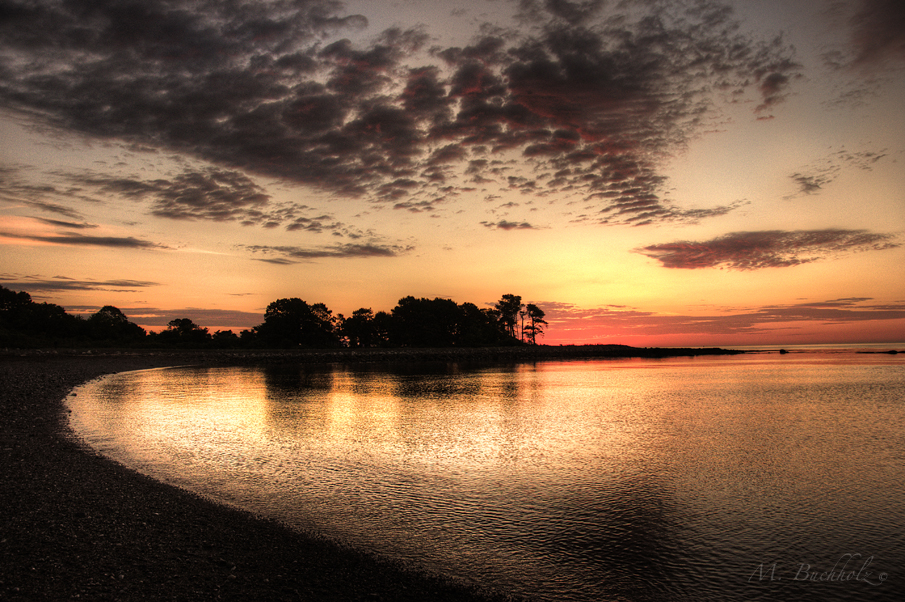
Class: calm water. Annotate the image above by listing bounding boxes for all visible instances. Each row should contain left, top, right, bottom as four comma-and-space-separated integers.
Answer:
68, 353, 905, 601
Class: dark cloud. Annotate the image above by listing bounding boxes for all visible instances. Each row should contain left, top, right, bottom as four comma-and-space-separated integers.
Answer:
64, 168, 270, 222
635, 229, 900, 270
57, 304, 264, 329
733, 297, 905, 326
786, 148, 887, 198
393, 199, 442, 213
790, 173, 828, 195
34, 218, 98, 230
427, 144, 468, 166
285, 214, 342, 232
819, 0, 905, 115
0, 166, 87, 218
481, 220, 537, 230
0, 0, 800, 226
10, 198, 85, 219
26, 166, 347, 232
0, 276, 159, 292
849, 0, 905, 66
244, 242, 413, 262
516, 0, 607, 26
838, 148, 888, 169
755, 71, 787, 113
102, 307, 264, 329
573, 198, 746, 227
1, 163, 348, 246
253, 256, 298, 265
0, 230, 168, 249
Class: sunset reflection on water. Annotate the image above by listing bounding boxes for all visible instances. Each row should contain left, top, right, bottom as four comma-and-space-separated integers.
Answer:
69, 355, 905, 602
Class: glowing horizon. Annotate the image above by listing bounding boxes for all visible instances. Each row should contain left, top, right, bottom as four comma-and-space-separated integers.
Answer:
2, 0, 904, 347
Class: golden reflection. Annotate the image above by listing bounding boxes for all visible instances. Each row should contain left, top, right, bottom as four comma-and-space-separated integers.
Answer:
70, 367, 273, 483
71, 358, 905, 503
67, 361, 695, 480
262, 361, 651, 475
66, 355, 905, 602
135, 367, 270, 444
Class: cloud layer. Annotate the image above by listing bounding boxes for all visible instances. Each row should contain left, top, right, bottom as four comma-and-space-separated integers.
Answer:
243, 242, 413, 263
0, 229, 168, 249
848, 0, 905, 66
0, 276, 159, 293
786, 148, 887, 198
0, 0, 801, 226
543, 296, 905, 339
635, 229, 900, 270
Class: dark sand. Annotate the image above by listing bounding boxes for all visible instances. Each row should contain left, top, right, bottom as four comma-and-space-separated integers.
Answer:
1, 346, 741, 600
1, 351, 525, 601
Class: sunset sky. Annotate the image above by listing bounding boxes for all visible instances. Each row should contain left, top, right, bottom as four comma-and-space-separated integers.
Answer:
1, 0, 903, 346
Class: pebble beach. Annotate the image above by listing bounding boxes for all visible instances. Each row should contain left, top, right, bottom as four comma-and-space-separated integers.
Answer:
0, 351, 519, 601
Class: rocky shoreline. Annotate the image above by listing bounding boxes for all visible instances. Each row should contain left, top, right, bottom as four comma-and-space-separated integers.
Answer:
1, 346, 742, 600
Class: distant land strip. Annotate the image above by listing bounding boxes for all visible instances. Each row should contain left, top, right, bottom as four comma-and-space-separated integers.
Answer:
3, 344, 748, 366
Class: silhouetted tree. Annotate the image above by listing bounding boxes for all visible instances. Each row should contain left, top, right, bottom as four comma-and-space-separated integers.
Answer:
385, 297, 522, 347
155, 318, 211, 347
391, 296, 462, 347
0, 285, 82, 346
239, 328, 258, 347
212, 329, 240, 348
523, 304, 547, 345
0, 286, 32, 316
86, 305, 146, 344
341, 308, 377, 348
371, 310, 394, 347
254, 298, 340, 348
458, 302, 514, 346
495, 294, 523, 339
0, 285, 550, 350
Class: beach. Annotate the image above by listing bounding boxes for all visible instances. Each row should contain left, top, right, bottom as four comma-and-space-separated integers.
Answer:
1, 346, 745, 600
0, 351, 518, 601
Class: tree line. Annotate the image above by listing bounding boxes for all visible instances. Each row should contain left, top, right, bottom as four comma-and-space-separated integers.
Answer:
0, 285, 546, 349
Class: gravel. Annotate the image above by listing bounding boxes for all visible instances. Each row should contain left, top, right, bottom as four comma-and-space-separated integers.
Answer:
0, 351, 519, 601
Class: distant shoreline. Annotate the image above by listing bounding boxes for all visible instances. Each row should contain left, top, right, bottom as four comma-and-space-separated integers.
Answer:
2, 343, 748, 366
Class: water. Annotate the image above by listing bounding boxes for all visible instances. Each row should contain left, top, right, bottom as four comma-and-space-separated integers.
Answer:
68, 353, 905, 601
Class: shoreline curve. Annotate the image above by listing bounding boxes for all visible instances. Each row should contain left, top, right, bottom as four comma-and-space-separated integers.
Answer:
2, 346, 742, 600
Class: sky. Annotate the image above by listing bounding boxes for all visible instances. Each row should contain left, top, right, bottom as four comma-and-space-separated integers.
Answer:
1, 0, 904, 347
